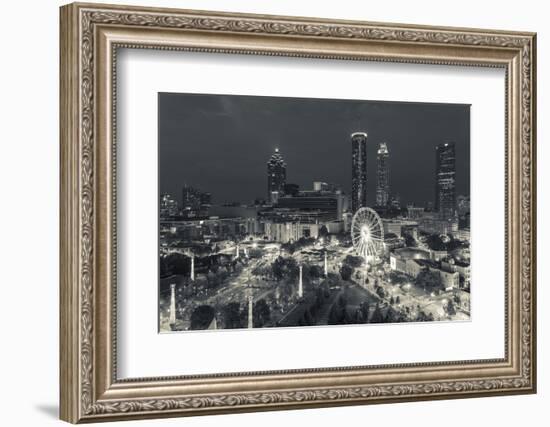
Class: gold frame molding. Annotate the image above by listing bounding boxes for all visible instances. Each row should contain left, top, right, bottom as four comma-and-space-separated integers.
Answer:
60, 2, 537, 423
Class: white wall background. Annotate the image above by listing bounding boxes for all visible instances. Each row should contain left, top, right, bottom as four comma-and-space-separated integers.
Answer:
0, 0, 546, 426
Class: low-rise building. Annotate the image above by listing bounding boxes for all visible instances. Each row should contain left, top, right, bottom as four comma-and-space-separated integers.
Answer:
436, 268, 460, 290
383, 233, 404, 253
441, 259, 471, 287
264, 221, 320, 243
382, 219, 418, 236
418, 212, 459, 236
389, 247, 430, 274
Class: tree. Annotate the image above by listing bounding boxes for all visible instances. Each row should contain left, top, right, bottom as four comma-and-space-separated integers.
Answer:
206, 271, 221, 289
272, 257, 299, 282
384, 307, 397, 323
343, 255, 364, 268
328, 304, 342, 325
159, 256, 171, 277
253, 299, 271, 327
395, 296, 401, 304
453, 294, 462, 305
340, 264, 353, 281
404, 233, 417, 248
416, 270, 441, 290
389, 296, 395, 305
389, 271, 407, 285
376, 286, 386, 299
360, 301, 370, 323
308, 264, 324, 280
370, 303, 384, 323
303, 307, 314, 326
416, 310, 435, 322
163, 253, 191, 276
337, 294, 347, 308
223, 302, 241, 329
426, 234, 446, 251
445, 300, 457, 316
190, 305, 215, 330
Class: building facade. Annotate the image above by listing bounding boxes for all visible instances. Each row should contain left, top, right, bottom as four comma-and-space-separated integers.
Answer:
435, 142, 456, 220
351, 132, 368, 213
406, 205, 425, 219
376, 142, 390, 207
267, 148, 287, 204
417, 211, 459, 236
160, 193, 179, 219
382, 218, 419, 236
264, 221, 320, 243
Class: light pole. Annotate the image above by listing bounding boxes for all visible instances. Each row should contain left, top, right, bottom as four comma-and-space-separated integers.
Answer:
190, 253, 195, 281
247, 293, 253, 329
169, 283, 176, 325
298, 265, 303, 298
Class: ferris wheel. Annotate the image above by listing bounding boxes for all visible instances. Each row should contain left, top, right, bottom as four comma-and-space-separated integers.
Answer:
351, 207, 384, 264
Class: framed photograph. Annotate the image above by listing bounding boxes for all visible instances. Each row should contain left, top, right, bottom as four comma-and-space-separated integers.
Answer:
60, 2, 537, 423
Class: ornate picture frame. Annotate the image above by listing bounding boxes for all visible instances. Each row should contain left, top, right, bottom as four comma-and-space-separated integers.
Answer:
60, 2, 536, 423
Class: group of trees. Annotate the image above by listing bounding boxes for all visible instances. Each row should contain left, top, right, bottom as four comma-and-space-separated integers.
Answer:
415, 270, 443, 291
280, 237, 316, 255
160, 252, 240, 278
339, 264, 354, 281
444, 299, 457, 316
425, 234, 464, 252
270, 256, 325, 285
189, 305, 216, 329
388, 271, 408, 285
220, 298, 272, 329
284, 283, 332, 327
389, 295, 401, 305
327, 297, 406, 325
374, 284, 386, 299
337, 254, 365, 282
403, 232, 418, 248
271, 256, 300, 282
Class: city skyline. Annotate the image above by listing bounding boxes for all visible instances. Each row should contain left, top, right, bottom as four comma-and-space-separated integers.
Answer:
158, 92, 471, 332
159, 93, 470, 206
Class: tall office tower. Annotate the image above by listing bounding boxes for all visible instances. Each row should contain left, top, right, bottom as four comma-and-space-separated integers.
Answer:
376, 142, 390, 207
267, 148, 286, 204
435, 142, 456, 220
351, 132, 368, 213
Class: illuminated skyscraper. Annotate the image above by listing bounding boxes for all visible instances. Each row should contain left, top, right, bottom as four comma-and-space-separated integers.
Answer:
435, 142, 456, 219
267, 148, 286, 203
351, 132, 368, 213
376, 142, 390, 207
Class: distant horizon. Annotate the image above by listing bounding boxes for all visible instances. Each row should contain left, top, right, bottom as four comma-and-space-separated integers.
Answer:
159, 92, 470, 207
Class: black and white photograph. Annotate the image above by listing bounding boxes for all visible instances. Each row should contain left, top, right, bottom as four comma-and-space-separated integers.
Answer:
158, 93, 471, 332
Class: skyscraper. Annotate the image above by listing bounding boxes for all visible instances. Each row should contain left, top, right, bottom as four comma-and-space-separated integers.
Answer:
376, 142, 390, 207
351, 132, 368, 213
435, 142, 456, 219
267, 148, 286, 204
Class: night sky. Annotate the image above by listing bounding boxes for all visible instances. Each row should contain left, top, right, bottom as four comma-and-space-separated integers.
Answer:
159, 93, 470, 206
